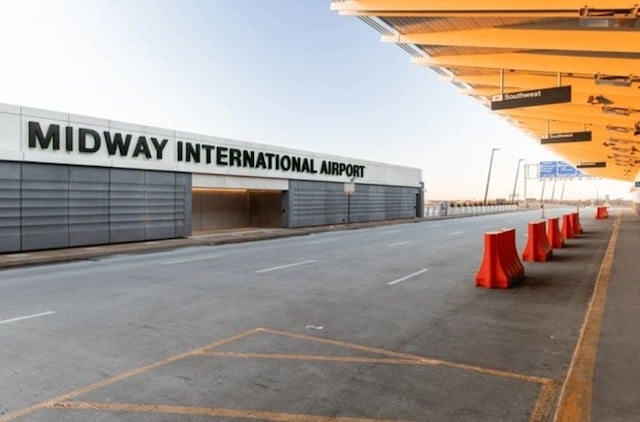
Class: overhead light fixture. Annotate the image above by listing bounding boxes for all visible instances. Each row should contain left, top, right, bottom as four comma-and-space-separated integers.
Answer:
595, 74, 634, 87
580, 7, 640, 28
587, 94, 614, 105
606, 124, 632, 133
602, 105, 631, 115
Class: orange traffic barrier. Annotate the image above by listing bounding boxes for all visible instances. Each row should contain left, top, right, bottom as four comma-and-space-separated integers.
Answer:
547, 217, 565, 249
562, 214, 575, 239
571, 212, 583, 234
522, 221, 553, 262
475, 228, 524, 289
596, 206, 609, 219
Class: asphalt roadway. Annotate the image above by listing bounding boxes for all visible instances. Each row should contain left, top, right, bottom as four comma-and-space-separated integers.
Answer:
0, 207, 616, 421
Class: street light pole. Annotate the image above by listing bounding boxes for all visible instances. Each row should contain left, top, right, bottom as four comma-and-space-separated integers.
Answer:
511, 158, 524, 202
483, 148, 500, 205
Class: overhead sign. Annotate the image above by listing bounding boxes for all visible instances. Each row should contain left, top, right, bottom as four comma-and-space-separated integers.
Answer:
491, 85, 572, 111
577, 161, 607, 169
539, 161, 585, 178
540, 131, 592, 144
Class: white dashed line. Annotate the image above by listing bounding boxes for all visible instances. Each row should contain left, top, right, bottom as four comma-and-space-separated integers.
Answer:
161, 254, 225, 265
307, 238, 340, 245
387, 269, 429, 286
388, 241, 410, 247
255, 260, 316, 274
448, 231, 463, 236
0, 311, 55, 325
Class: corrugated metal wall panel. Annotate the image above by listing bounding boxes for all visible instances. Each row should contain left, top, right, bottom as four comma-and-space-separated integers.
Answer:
109, 168, 145, 243
287, 180, 418, 228
144, 171, 176, 240
69, 166, 110, 247
0, 161, 191, 252
21, 163, 69, 250
0, 162, 21, 252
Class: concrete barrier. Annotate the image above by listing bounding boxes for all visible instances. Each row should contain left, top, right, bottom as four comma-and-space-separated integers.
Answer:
475, 228, 524, 289
522, 221, 553, 262
547, 217, 565, 249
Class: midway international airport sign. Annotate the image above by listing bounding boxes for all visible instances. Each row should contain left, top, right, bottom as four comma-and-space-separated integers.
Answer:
491, 86, 572, 111
539, 161, 586, 179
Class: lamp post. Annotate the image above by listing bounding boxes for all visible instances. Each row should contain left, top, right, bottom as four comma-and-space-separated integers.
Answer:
511, 158, 524, 203
483, 148, 500, 205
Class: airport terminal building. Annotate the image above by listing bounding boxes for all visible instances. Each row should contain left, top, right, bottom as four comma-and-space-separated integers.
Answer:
0, 103, 423, 253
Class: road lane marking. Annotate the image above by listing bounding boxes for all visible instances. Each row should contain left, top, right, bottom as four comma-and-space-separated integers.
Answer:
307, 238, 340, 245
388, 241, 409, 247
255, 260, 315, 274
387, 269, 428, 286
553, 212, 621, 422
0, 311, 55, 325
259, 328, 554, 384
49, 401, 401, 422
0, 328, 263, 422
448, 231, 463, 235
161, 254, 225, 265
429, 224, 442, 227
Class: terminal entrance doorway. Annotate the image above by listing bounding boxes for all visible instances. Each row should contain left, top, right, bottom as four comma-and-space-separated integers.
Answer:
191, 188, 282, 233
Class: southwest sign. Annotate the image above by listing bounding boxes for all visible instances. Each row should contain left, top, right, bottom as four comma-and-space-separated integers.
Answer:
577, 161, 606, 168
540, 131, 592, 144
491, 86, 572, 110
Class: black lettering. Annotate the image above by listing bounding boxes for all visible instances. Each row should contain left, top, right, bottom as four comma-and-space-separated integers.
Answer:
28, 121, 60, 150
320, 160, 329, 174
65, 126, 73, 151
331, 162, 339, 175
281, 155, 291, 171
242, 150, 255, 167
150, 137, 168, 160
310, 159, 318, 174
186, 142, 200, 163
291, 156, 301, 172
103, 132, 132, 156
216, 146, 228, 165
358, 165, 365, 178
132, 136, 152, 159
339, 163, 346, 175
346, 164, 354, 177
229, 148, 242, 167
266, 153, 275, 170
202, 145, 215, 164
177, 141, 183, 161
301, 158, 310, 173
256, 152, 267, 169
79, 128, 101, 153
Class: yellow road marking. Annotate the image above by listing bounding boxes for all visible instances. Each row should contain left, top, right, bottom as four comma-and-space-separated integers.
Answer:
553, 212, 621, 422
530, 380, 561, 422
198, 351, 421, 365
258, 327, 552, 384
50, 401, 414, 422
0, 328, 262, 422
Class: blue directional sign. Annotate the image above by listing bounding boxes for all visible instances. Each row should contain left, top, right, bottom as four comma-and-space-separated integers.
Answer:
539, 161, 584, 179
539, 161, 558, 178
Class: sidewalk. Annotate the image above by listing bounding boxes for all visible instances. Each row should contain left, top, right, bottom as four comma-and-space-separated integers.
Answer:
0, 218, 423, 269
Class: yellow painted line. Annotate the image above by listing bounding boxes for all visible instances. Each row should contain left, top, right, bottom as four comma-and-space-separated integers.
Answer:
553, 212, 621, 422
530, 380, 561, 422
258, 327, 552, 385
198, 351, 429, 365
0, 328, 262, 422
49, 401, 414, 422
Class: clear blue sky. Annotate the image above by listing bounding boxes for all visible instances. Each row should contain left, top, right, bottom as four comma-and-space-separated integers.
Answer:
0, 0, 631, 201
